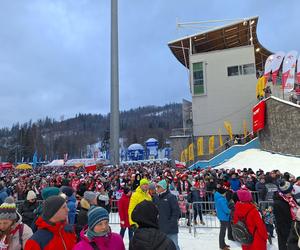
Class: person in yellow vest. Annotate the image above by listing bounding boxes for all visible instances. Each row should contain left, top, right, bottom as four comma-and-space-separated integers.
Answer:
128, 178, 152, 228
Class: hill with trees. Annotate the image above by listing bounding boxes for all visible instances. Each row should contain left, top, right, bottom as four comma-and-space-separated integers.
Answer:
0, 103, 182, 162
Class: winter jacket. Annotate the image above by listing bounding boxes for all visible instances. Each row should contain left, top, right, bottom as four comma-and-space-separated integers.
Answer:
128, 186, 152, 226
75, 198, 90, 237
265, 183, 278, 202
18, 200, 39, 228
0, 214, 33, 250
287, 220, 300, 250
229, 178, 241, 191
255, 181, 267, 201
0, 188, 8, 205
214, 191, 231, 221
67, 194, 77, 225
130, 200, 176, 250
273, 192, 293, 250
153, 190, 180, 235
24, 217, 77, 250
188, 188, 201, 202
233, 202, 268, 250
118, 192, 131, 228
73, 226, 125, 250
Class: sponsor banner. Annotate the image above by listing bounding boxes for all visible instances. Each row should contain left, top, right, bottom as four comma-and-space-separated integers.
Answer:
271, 51, 285, 84
208, 136, 215, 155
243, 120, 248, 138
264, 54, 274, 79
180, 150, 186, 163
218, 129, 223, 147
297, 55, 300, 83
282, 51, 298, 89
224, 121, 233, 140
285, 61, 296, 93
252, 100, 265, 132
188, 143, 194, 161
197, 137, 204, 156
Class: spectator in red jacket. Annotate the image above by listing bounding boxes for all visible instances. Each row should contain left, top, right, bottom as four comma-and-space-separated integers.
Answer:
118, 187, 133, 241
233, 188, 268, 250
24, 195, 77, 250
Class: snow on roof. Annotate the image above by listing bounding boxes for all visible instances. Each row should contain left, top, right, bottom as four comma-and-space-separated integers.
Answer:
45, 159, 64, 167
216, 149, 300, 176
128, 144, 144, 151
146, 138, 158, 143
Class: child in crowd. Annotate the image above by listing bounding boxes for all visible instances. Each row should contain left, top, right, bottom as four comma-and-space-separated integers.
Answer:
178, 194, 190, 226
263, 206, 275, 244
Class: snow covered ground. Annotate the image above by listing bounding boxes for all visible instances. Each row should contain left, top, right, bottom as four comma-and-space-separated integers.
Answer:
217, 149, 300, 177
110, 224, 279, 249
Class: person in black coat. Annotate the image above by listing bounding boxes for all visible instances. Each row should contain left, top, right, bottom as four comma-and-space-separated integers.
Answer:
273, 181, 294, 250
287, 219, 300, 250
153, 179, 180, 250
187, 186, 204, 225
75, 191, 98, 238
129, 200, 176, 250
18, 190, 39, 228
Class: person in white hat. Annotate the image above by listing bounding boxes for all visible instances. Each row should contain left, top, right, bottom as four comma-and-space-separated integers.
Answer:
18, 191, 39, 228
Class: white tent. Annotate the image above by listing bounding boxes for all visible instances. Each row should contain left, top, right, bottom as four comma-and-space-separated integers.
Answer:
217, 149, 300, 177
44, 159, 65, 167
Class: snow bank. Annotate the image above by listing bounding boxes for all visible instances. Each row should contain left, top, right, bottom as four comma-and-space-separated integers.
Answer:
217, 149, 300, 176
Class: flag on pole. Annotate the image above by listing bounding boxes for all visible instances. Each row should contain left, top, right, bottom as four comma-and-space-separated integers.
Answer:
297, 54, 300, 83
224, 121, 233, 140
282, 51, 298, 91
243, 120, 248, 138
197, 137, 204, 156
209, 136, 215, 155
218, 129, 223, 147
188, 143, 194, 161
175, 160, 186, 169
180, 150, 186, 163
32, 151, 38, 168
256, 76, 266, 98
271, 51, 285, 84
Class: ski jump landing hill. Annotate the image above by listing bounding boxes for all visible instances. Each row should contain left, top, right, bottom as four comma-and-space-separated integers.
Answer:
189, 96, 300, 170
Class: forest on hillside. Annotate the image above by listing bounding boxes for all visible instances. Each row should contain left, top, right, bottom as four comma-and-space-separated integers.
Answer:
0, 103, 182, 162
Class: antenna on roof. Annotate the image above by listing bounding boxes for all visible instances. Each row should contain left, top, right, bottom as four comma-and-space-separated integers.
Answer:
176, 18, 247, 31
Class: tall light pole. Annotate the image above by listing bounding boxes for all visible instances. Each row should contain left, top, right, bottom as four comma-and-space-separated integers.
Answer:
110, 0, 120, 165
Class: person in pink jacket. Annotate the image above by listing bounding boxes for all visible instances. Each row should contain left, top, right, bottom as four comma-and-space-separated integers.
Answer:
74, 206, 125, 250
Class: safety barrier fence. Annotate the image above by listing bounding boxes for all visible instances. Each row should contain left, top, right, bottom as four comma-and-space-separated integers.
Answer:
14, 191, 270, 234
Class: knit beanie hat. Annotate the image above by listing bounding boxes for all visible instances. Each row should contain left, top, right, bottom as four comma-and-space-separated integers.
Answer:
279, 180, 293, 194
27, 190, 37, 201
60, 186, 74, 197
148, 183, 156, 190
88, 206, 109, 230
237, 188, 252, 202
216, 187, 227, 195
0, 197, 17, 220
41, 187, 60, 200
139, 178, 150, 186
84, 191, 97, 203
157, 180, 167, 190
42, 196, 66, 221
122, 187, 131, 195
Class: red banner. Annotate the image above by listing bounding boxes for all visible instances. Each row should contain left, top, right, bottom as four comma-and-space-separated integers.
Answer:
252, 101, 265, 132
85, 164, 96, 172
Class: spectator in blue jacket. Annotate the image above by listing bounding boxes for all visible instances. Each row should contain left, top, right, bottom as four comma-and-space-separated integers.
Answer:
60, 186, 77, 224
229, 174, 241, 191
0, 184, 8, 205
214, 187, 231, 250
153, 179, 181, 250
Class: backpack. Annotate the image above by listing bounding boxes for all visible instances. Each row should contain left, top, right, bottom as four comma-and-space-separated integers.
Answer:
232, 208, 255, 245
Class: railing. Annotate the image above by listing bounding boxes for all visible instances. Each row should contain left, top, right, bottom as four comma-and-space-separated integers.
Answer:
170, 128, 193, 137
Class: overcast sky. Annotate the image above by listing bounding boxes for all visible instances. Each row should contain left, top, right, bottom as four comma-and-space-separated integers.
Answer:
0, 0, 299, 128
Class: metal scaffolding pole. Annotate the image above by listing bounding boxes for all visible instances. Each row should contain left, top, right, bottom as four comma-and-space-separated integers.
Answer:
110, 0, 120, 165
